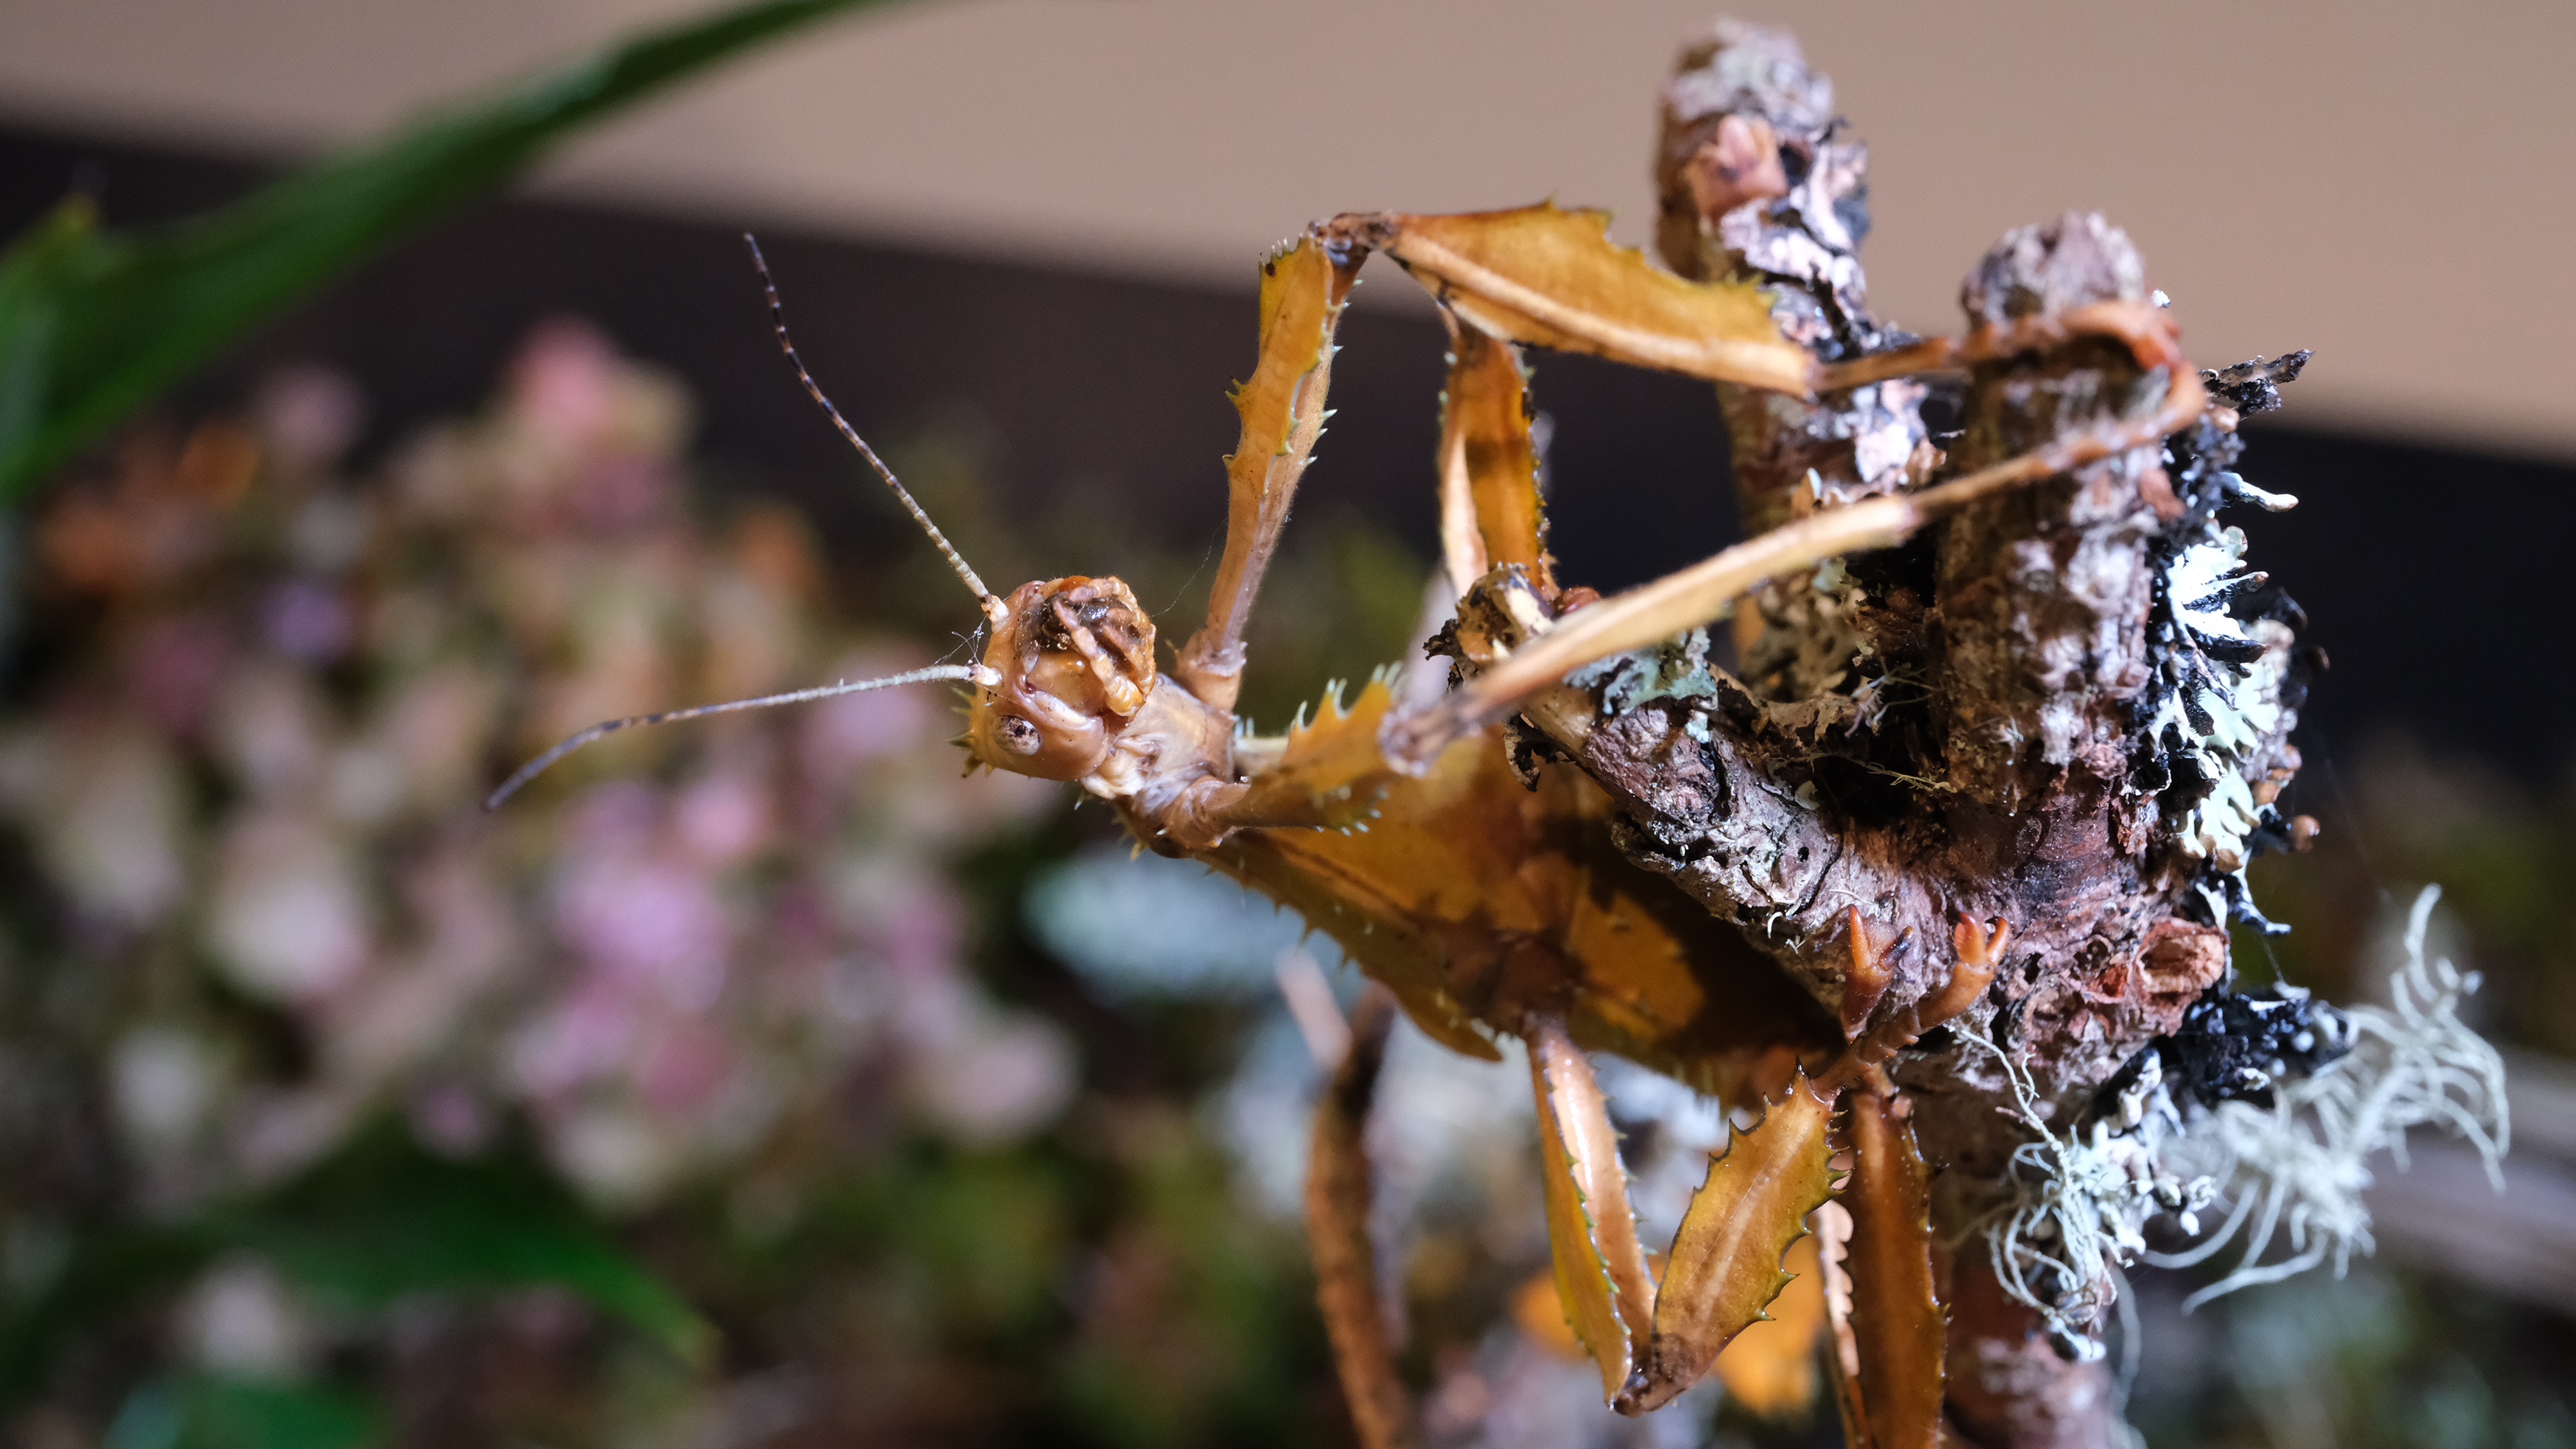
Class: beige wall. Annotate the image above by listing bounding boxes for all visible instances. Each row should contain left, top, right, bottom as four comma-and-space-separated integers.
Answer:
2, 0, 2569, 456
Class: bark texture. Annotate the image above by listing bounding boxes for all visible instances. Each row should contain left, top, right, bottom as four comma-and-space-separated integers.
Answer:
1531, 22, 2311, 1446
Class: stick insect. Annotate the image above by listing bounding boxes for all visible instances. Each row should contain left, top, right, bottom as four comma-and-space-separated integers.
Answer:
494, 201, 2209, 1445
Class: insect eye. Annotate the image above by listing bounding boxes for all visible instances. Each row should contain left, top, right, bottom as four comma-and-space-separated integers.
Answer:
997, 716, 1043, 754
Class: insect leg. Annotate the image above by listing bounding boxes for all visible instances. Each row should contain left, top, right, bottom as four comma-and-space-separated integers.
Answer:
1317, 205, 1813, 393
1320, 205, 2182, 402
1306, 985, 1419, 1449
1818, 913, 2003, 1093
1173, 236, 1363, 713
1526, 1011, 1655, 1401
1383, 357, 2207, 768
1841, 1091, 1947, 1449
1815, 1200, 1872, 1444
1435, 314, 1552, 598
1622, 1072, 1837, 1414
1151, 671, 1412, 849
1710, 1230, 1830, 1420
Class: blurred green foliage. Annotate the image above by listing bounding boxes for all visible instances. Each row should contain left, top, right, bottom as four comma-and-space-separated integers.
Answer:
0, 0, 900, 503
106, 1375, 378, 1449
2241, 745, 2576, 1059
1, 1127, 709, 1412
2129, 1260, 2576, 1449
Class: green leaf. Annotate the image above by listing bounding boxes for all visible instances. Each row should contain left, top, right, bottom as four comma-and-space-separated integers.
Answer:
107, 1375, 378, 1449
0, 1127, 710, 1411
0, 0, 907, 500
0, 1221, 219, 1410
237, 1129, 712, 1363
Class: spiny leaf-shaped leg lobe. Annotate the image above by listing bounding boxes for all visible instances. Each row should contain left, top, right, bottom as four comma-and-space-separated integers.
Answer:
1622, 1074, 1836, 1415
1206, 674, 1839, 1077
1711, 1230, 1828, 1418
1176, 235, 1360, 713
1307, 987, 1418, 1449
1319, 203, 1813, 394
1842, 1092, 1945, 1449
1528, 1014, 1655, 1400
1212, 675, 1404, 837
1435, 314, 1551, 598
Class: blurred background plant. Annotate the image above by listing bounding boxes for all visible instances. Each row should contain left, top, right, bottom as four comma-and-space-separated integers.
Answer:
0, 1, 2569, 1445
0, 321, 1094, 1445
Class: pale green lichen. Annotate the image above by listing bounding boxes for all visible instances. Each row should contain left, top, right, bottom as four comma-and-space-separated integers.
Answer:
2148, 522, 2297, 924
2148, 886, 2508, 1309
1961, 887, 2507, 1352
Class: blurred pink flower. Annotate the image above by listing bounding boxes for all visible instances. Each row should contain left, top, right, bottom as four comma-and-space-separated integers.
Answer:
210, 665, 332, 801
111, 1025, 224, 1147
545, 1102, 679, 1210
206, 811, 376, 1003
5, 317, 1080, 1225
879, 890, 966, 982
899, 985, 1075, 1147
835, 862, 965, 985
509, 319, 623, 451
0, 719, 190, 928
255, 364, 367, 475
177, 1258, 316, 1379
408, 1081, 494, 1157
567, 779, 664, 845
508, 973, 641, 1100
675, 771, 772, 865
288, 492, 372, 574
369, 662, 504, 815
398, 847, 519, 992
800, 653, 942, 776
639, 1018, 735, 1115
124, 615, 234, 737
553, 849, 731, 1010
567, 453, 671, 531
322, 864, 515, 1081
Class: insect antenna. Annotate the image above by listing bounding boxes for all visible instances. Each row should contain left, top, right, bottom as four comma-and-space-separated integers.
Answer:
486, 662, 994, 810
744, 233, 1008, 626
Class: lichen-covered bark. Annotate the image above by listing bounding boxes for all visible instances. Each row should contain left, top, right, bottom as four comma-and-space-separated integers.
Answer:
1493, 24, 2315, 1447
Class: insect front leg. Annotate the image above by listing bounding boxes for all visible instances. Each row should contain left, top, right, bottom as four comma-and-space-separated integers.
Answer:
1314, 203, 2211, 771
1380, 350, 2203, 769
1317, 205, 1814, 393
955, 235, 1365, 848
1435, 313, 1554, 598
1172, 235, 1362, 714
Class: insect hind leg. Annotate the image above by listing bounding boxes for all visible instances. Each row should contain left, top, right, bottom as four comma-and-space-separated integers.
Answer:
1306, 985, 1419, 1449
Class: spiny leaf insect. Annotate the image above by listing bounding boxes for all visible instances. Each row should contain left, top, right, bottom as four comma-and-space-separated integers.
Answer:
490, 194, 2210, 1442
